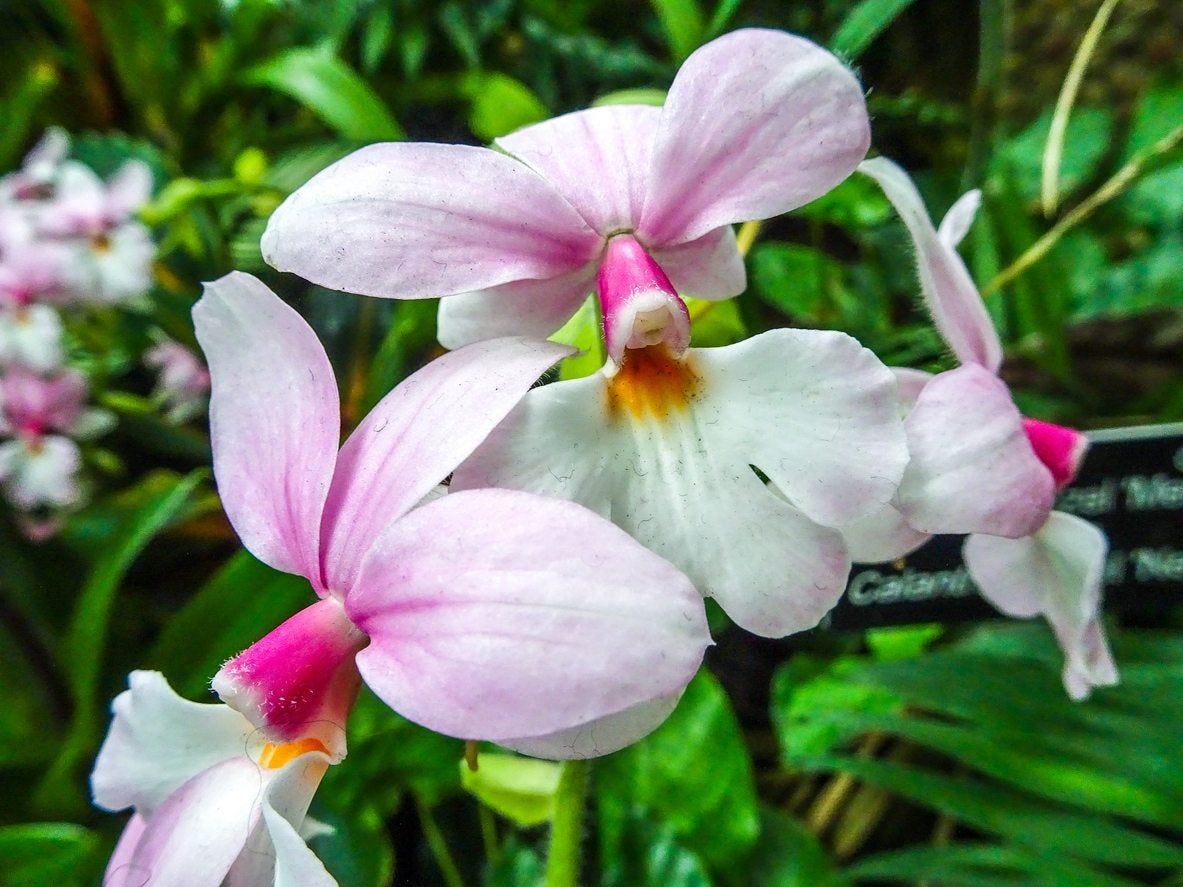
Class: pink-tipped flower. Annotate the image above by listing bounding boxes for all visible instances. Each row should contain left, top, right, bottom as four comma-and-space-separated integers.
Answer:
193, 272, 709, 759
261, 29, 870, 349
860, 157, 1116, 699
92, 671, 338, 887
145, 337, 210, 422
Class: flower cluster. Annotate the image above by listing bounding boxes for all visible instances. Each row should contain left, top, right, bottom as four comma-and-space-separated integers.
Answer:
91, 27, 1119, 884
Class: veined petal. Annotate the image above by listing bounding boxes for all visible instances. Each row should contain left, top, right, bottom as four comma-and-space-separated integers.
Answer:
346, 489, 709, 742
896, 365, 1055, 537
502, 694, 681, 760
650, 226, 746, 301
321, 337, 571, 595
92, 670, 254, 817
965, 511, 1118, 700
859, 157, 1003, 372
194, 273, 339, 586
639, 29, 870, 246
262, 143, 601, 299
695, 328, 909, 528
119, 757, 266, 887
497, 105, 660, 236
436, 264, 596, 350
454, 364, 855, 637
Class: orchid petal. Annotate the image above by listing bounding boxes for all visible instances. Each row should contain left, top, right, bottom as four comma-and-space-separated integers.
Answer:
194, 273, 339, 586
262, 143, 600, 299
502, 694, 681, 760
265, 804, 338, 887
0, 435, 81, 509
639, 29, 870, 246
497, 105, 660, 236
346, 488, 709, 742
650, 226, 746, 300
892, 366, 933, 409
453, 362, 856, 637
92, 671, 254, 817
106, 160, 153, 222
698, 328, 909, 528
104, 814, 149, 887
859, 157, 1003, 371
965, 511, 1118, 700
842, 503, 932, 564
436, 264, 596, 350
896, 365, 1055, 537
938, 189, 982, 248
122, 757, 265, 887
321, 337, 571, 595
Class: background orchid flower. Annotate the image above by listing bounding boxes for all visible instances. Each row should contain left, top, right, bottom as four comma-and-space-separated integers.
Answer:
92, 671, 338, 887
260, 28, 871, 350
145, 336, 210, 422
194, 272, 709, 759
0, 127, 68, 203
861, 157, 1117, 699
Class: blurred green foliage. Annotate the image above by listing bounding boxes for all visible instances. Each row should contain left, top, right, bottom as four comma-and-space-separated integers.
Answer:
0, 0, 1181, 884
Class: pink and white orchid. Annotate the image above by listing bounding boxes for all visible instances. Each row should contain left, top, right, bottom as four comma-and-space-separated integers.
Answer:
260, 28, 871, 351
0, 367, 109, 511
145, 337, 210, 422
40, 159, 155, 304
193, 272, 709, 759
859, 157, 1117, 699
92, 671, 338, 887
0, 128, 68, 203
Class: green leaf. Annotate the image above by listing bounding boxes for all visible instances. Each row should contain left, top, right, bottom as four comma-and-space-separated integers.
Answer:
460, 753, 560, 826
0, 823, 100, 887
727, 807, 845, 887
36, 470, 205, 813
604, 811, 712, 887
464, 73, 549, 142
551, 296, 603, 381
846, 842, 1132, 887
147, 549, 313, 697
650, 0, 706, 62
592, 88, 667, 108
309, 805, 396, 887
599, 671, 760, 869
830, 0, 918, 61
687, 298, 746, 347
243, 48, 403, 141
996, 106, 1113, 206
0, 63, 59, 169
750, 242, 840, 322
1121, 82, 1183, 226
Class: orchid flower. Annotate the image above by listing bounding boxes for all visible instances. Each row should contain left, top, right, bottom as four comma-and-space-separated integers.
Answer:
0, 367, 109, 510
0, 209, 72, 371
0, 127, 68, 203
860, 157, 1117, 699
92, 671, 338, 887
193, 272, 709, 760
145, 337, 210, 422
40, 159, 155, 304
260, 29, 871, 352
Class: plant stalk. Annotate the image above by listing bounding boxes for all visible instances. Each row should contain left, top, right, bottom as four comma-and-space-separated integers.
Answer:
545, 759, 591, 887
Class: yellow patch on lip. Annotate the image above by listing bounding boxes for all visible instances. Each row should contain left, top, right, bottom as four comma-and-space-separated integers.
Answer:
606, 345, 699, 422
257, 737, 331, 769
92, 233, 111, 253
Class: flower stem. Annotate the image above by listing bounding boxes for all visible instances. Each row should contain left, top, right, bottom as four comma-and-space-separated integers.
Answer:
415, 794, 466, 887
545, 759, 591, 887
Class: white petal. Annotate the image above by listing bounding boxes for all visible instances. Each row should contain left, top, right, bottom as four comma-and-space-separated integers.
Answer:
502, 694, 682, 760
841, 502, 931, 564
965, 511, 1118, 700
91, 671, 254, 817
0, 435, 80, 509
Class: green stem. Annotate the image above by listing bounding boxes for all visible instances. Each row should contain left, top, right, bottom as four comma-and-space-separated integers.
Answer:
545, 759, 591, 887
416, 794, 466, 887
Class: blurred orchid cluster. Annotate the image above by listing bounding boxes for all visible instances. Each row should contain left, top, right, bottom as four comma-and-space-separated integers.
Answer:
0, 130, 208, 535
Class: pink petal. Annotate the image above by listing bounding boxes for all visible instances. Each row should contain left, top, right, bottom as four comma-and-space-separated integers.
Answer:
638, 29, 870, 246
965, 511, 1118, 700
1023, 418, 1089, 490
696, 328, 909, 528
211, 599, 364, 760
650, 226, 746, 300
103, 814, 148, 887
194, 273, 340, 586
896, 365, 1055, 537
597, 235, 690, 367
105, 159, 153, 223
92, 671, 255, 817
261, 143, 601, 299
123, 757, 265, 887
436, 264, 596, 350
842, 502, 932, 564
502, 694, 681, 760
859, 158, 1003, 372
497, 105, 660, 236
346, 488, 709, 742
937, 189, 982, 248
321, 337, 571, 595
